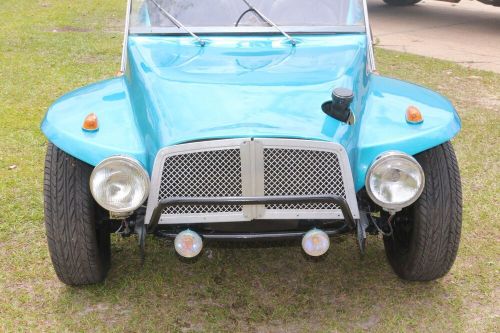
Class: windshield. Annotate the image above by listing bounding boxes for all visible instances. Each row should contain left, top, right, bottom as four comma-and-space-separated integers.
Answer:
130, 0, 365, 32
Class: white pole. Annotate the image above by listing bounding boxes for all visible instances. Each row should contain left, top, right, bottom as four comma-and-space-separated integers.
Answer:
120, 0, 133, 73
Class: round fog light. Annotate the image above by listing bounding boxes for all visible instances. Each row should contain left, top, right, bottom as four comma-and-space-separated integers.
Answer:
174, 230, 203, 258
302, 229, 330, 257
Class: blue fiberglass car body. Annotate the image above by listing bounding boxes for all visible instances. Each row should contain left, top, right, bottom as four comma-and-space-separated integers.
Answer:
41, 0, 463, 285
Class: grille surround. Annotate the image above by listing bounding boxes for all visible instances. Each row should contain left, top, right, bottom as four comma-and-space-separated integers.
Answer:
145, 138, 359, 224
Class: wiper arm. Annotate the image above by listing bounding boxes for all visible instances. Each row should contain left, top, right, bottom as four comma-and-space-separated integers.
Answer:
149, 0, 206, 46
240, 0, 296, 46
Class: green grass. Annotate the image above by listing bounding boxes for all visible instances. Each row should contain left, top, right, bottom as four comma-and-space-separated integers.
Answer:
0, 1, 499, 332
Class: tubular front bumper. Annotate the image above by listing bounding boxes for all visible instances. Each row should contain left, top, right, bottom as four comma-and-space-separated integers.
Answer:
148, 195, 358, 238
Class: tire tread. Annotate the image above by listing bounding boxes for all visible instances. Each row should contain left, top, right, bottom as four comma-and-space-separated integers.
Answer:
384, 141, 462, 281
44, 143, 110, 285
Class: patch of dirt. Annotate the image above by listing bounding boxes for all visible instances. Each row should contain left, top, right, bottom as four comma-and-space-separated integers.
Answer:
463, 286, 500, 332
356, 313, 381, 331
436, 75, 500, 113
251, 320, 324, 333
77, 303, 111, 316
480, 94, 500, 111
76, 302, 131, 327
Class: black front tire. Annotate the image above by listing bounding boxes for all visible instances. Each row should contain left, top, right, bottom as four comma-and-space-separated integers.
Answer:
383, 0, 422, 6
384, 142, 462, 281
44, 143, 111, 286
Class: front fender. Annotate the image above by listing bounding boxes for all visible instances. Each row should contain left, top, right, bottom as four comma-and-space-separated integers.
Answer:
41, 77, 148, 170
353, 74, 461, 190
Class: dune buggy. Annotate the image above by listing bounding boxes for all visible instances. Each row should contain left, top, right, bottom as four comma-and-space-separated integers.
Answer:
42, 0, 462, 285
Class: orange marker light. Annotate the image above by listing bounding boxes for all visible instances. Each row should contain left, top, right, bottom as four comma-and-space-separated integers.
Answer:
82, 113, 99, 132
406, 106, 423, 124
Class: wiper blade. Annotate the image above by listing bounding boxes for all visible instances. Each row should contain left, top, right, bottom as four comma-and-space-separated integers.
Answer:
241, 0, 296, 46
149, 0, 206, 46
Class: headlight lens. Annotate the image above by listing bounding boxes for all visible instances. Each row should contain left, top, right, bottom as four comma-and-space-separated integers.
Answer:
365, 152, 425, 211
90, 156, 150, 213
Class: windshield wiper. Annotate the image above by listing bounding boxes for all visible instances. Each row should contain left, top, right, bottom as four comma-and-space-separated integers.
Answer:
240, 0, 296, 46
149, 0, 206, 46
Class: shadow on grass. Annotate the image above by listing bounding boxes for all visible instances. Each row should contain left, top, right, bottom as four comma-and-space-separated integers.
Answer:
52, 235, 460, 331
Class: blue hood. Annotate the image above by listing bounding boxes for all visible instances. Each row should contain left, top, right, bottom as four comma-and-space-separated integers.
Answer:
126, 34, 369, 163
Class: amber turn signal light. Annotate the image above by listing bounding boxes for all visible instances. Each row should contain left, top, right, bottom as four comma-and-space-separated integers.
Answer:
82, 113, 99, 132
406, 106, 423, 124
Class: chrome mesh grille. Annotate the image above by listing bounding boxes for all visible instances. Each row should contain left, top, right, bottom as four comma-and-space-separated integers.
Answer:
147, 138, 359, 223
263, 148, 346, 210
159, 149, 243, 215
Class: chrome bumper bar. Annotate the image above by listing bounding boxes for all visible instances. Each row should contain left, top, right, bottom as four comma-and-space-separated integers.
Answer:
148, 195, 357, 233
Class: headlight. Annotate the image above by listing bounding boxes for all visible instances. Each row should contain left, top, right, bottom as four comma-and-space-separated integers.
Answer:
365, 151, 425, 212
90, 156, 150, 213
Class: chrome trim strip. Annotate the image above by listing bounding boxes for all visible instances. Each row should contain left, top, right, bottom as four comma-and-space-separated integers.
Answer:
240, 140, 265, 219
145, 138, 360, 225
129, 25, 366, 35
362, 0, 376, 72
120, 0, 132, 73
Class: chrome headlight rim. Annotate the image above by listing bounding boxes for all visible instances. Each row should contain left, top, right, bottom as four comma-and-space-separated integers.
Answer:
90, 155, 150, 213
365, 151, 425, 212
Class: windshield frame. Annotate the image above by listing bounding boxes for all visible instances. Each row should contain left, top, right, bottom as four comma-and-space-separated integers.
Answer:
120, 0, 375, 73
130, 25, 366, 34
